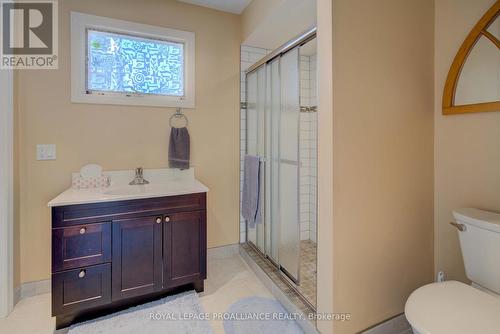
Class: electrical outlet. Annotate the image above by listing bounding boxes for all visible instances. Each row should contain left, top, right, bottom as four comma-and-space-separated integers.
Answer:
37, 144, 56, 160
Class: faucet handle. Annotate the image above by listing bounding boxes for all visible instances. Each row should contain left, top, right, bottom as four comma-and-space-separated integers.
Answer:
129, 167, 148, 185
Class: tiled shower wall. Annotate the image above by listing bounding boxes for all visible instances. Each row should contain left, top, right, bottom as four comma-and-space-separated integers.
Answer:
239, 46, 317, 244
299, 54, 318, 242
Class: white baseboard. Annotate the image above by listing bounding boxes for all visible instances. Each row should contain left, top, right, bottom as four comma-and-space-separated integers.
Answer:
362, 313, 411, 334
14, 245, 238, 303
19, 279, 51, 300
207, 244, 240, 259
13, 286, 21, 307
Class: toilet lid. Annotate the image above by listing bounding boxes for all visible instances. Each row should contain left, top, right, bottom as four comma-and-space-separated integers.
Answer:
405, 281, 500, 334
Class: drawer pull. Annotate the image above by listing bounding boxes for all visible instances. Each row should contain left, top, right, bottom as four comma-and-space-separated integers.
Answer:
165, 216, 170, 223
156, 217, 162, 224
78, 270, 86, 278
79, 227, 87, 235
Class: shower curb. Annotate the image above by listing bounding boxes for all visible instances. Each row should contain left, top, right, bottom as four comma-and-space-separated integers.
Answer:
239, 245, 319, 334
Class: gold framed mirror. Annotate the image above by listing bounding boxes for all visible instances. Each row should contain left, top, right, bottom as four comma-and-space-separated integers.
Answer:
443, 1, 500, 115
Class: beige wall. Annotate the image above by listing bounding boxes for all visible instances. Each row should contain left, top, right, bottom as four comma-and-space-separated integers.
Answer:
331, 0, 435, 332
16, 0, 241, 284
241, 0, 316, 50
241, 0, 283, 42
434, 0, 500, 283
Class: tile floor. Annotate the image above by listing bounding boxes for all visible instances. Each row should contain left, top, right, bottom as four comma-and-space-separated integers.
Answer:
0, 251, 276, 334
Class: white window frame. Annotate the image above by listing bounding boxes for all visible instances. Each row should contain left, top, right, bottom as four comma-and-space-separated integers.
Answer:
71, 12, 195, 108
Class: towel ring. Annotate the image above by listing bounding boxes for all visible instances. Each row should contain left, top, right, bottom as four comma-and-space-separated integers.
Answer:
169, 108, 188, 128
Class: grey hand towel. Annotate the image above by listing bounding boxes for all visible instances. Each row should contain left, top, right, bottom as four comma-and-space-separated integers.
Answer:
242, 155, 262, 228
169, 127, 190, 170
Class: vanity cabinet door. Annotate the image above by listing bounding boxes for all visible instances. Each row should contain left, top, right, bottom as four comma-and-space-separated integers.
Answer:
163, 211, 206, 288
112, 216, 163, 301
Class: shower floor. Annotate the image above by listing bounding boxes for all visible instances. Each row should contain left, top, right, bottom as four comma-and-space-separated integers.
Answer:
298, 240, 317, 306
241, 240, 317, 309
240, 243, 316, 318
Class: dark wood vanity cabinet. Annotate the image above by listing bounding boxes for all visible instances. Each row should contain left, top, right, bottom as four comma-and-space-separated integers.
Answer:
51, 193, 207, 328
164, 211, 206, 288
52, 263, 112, 316
52, 222, 112, 272
112, 216, 164, 301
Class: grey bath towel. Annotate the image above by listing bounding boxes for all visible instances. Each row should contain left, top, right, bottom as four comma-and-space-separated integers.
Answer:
169, 127, 190, 170
242, 155, 262, 228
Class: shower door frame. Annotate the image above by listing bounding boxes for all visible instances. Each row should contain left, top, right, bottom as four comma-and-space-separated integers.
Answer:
245, 55, 303, 285
244, 66, 267, 256
0, 67, 14, 318
244, 27, 317, 288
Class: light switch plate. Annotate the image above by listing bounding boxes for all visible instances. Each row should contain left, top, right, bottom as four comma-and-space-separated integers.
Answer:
36, 144, 56, 160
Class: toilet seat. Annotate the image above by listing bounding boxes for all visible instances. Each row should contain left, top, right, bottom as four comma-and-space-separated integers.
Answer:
405, 281, 500, 334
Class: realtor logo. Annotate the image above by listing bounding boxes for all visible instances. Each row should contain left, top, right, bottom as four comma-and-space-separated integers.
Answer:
1, 0, 58, 69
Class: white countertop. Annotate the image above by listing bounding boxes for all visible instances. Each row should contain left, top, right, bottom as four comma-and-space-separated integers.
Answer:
48, 168, 209, 207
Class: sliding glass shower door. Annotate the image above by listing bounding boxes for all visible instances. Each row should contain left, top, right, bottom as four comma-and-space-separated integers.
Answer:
277, 48, 300, 283
267, 58, 280, 263
246, 66, 266, 254
245, 47, 301, 283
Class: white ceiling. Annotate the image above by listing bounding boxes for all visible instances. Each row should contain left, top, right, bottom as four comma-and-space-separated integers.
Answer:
177, 0, 252, 14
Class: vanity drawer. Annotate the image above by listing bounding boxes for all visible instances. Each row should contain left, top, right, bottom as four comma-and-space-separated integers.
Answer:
52, 223, 111, 272
52, 264, 111, 316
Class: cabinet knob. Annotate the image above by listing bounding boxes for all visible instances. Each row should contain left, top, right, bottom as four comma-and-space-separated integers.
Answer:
79, 227, 86, 235
78, 270, 86, 278
156, 217, 162, 224
164, 216, 170, 223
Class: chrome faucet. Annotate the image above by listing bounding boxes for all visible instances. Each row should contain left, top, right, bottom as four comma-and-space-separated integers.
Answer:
129, 167, 149, 185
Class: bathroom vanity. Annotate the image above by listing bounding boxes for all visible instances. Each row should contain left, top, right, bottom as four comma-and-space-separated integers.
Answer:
48, 169, 208, 328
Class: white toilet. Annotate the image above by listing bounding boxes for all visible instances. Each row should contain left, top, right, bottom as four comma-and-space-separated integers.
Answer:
405, 208, 500, 334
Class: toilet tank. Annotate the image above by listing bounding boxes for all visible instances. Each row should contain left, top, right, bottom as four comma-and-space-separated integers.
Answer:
453, 208, 500, 294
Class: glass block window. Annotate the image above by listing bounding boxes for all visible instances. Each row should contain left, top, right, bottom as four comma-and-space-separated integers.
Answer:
86, 29, 184, 97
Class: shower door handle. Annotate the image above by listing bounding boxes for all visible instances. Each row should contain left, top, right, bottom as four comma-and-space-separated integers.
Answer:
279, 159, 301, 167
